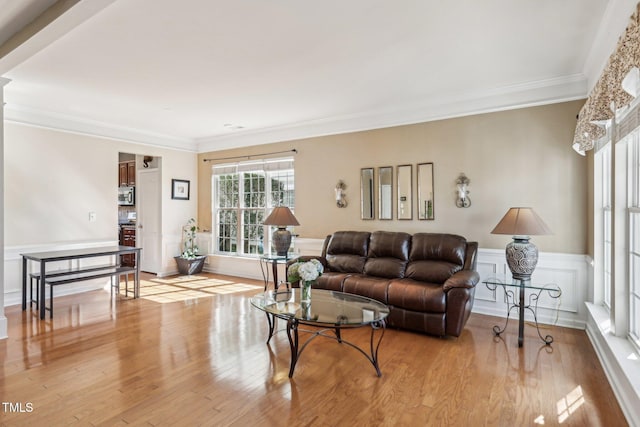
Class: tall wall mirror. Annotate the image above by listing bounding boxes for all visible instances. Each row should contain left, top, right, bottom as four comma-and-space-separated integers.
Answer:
360, 167, 374, 220
417, 162, 435, 220
378, 166, 393, 220
397, 164, 412, 220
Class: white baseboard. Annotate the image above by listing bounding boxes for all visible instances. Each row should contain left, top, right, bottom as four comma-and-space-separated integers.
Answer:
0, 315, 6, 339
4, 280, 112, 308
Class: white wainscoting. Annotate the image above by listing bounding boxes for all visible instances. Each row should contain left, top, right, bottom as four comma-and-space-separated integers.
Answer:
3, 240, 120, 308
158, 232, 182, 277
473, 248, 589, 329
202, 237, 324, 284
159, 232, 213, 277
5, 237, 589, 330
203, 238, 590, 329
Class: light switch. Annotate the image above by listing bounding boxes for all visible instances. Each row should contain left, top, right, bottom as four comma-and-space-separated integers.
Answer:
89, 212, 97, 222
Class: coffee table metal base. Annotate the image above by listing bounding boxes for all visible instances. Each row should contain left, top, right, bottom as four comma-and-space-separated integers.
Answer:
251, 289, 390, 379
284, 316, 386, 378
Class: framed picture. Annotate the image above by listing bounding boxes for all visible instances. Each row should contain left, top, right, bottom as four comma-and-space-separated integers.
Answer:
172, 179, 190, 200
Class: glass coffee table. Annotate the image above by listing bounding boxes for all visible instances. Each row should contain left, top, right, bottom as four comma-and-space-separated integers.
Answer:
250, 289, 390, 378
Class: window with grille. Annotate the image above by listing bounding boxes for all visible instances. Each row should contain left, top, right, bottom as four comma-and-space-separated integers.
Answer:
598, 105, 640, 353
602, 144, 612, 309
629, 134, 640, 349
212, 158, 295, 257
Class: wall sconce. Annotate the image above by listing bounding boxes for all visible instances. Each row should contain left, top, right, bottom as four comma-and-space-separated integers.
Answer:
455, 173, 471, 208
335, 180, 347, 208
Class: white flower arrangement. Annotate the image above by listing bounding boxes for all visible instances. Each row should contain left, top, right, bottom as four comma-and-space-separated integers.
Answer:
179, 218, 200, 259
288, 259, 324, 283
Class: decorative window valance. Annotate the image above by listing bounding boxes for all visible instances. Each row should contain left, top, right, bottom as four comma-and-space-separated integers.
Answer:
574, 2, 640, 154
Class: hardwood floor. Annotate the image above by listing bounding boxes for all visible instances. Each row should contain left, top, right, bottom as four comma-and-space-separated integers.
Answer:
0, 273, 628, 426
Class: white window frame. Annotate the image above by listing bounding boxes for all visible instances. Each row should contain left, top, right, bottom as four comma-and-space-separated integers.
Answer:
628, 133, 640, 350
597, 107, 640, 352
594, 140, 612, 309
212, 158, 295, 257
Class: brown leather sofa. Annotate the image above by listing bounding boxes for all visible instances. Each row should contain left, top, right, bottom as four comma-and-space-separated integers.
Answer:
289, 230, 479, 337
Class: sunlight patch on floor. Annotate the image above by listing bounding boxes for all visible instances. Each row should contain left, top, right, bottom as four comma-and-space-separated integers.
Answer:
150, 276, 230, 285
557, 385, 585, 423
118, 277, 261, 303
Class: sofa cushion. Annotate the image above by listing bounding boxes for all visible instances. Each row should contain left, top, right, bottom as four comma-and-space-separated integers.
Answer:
325, 231, 371, 273
405, 233, 466, 283
315, 272, 349, 292
363, 231, 410, 279
387, 278, 447, 313
342, 275, 390, 304
405, 260, 462, 284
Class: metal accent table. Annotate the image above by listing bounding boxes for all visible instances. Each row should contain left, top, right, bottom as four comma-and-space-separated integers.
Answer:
483, 277, 561, 347
258, 253, 291, 291
250, 289, 389, 378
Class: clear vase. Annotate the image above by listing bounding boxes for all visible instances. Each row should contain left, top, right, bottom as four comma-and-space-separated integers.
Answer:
301, 281, 312, 303
301, 301, 312, 319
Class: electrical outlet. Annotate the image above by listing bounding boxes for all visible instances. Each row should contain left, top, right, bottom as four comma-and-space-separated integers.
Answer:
89, 212, 97, 222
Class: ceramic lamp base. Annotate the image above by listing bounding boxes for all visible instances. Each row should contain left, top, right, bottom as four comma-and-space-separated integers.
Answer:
272, 228, 292, 256
505, 237, 538, 280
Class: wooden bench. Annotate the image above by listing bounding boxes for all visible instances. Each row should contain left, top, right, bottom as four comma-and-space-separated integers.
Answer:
31, 265, 136, 318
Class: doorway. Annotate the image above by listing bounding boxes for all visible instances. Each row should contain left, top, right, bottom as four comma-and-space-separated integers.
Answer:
138, 159, 162, 273
118, 153, 162, 274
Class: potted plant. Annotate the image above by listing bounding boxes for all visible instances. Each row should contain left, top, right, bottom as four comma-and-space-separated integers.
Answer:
174, 218, 207, 275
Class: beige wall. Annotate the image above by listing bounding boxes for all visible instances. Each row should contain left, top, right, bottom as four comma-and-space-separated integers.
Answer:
4, 122, 198, 262
199, 100, 587, 254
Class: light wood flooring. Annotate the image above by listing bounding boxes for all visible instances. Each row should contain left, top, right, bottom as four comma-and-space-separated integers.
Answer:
0, 273, 628, 426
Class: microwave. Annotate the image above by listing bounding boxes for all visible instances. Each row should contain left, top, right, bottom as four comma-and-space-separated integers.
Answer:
118, 186, 135, 206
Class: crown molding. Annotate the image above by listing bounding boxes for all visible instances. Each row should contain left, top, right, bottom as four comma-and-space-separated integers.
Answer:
4, 74, 587, 154
196, 74, 588, 153
4, 104, 196, 152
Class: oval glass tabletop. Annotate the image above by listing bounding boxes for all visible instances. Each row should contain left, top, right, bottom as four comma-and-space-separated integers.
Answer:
250, 288, 389, 326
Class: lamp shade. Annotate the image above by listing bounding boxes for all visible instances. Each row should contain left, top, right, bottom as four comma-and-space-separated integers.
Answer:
491, 207, 552, 236
263, 206, 299, 256
263, 206, 300, 227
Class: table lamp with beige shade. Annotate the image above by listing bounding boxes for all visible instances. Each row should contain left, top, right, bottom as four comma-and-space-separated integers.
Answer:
490, 207, 552, 280
263, 206, 300, 256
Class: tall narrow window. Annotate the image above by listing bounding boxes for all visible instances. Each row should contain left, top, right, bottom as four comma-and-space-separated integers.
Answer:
212, 158, 295, 257
602, 143, 613, 309
629, 134, 640, 349
216, 172, 239, 253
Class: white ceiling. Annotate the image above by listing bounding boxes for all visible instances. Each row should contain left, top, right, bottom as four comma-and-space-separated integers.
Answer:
0, 0, 637, 152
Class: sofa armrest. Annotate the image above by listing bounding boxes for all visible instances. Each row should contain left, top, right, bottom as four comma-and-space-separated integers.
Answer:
443, 270, 480, 291
286, 255, 327, 269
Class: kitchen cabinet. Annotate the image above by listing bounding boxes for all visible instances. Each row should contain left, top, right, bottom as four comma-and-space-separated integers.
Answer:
118, 161, 136, 186
120, 226, 136, 267
119, 163, 128, 186
127, 162, 136, 185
